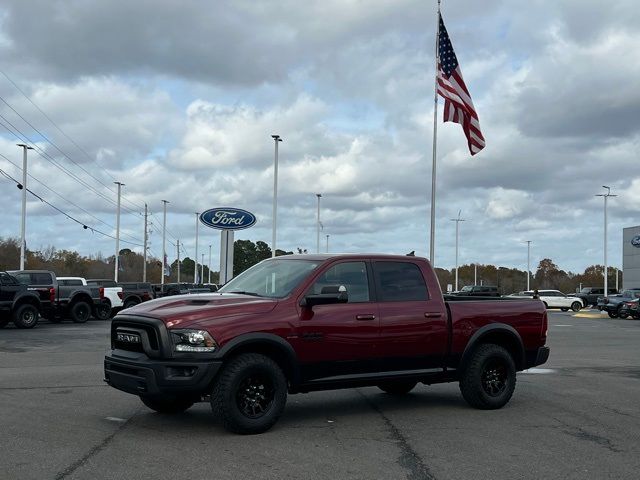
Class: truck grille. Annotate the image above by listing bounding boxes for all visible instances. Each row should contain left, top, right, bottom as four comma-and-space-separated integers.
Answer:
111, 316, 163, 357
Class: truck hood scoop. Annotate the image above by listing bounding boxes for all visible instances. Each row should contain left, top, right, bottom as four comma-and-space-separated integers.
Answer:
122, 293, 278, 327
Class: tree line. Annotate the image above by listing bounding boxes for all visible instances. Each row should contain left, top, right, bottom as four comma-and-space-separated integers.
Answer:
0, 237, 619, 293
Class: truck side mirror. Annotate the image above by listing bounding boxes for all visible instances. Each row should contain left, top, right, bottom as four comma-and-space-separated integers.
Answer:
300, 285, 348, 308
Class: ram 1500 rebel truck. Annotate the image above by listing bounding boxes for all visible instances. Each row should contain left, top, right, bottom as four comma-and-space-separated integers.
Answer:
9, 270, 103, 323
104, 254, 549, 434
0, 271, 42, 328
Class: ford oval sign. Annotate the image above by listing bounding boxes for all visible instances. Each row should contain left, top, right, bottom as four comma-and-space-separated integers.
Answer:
200, 208, 256, 230
632, 235, 640, 248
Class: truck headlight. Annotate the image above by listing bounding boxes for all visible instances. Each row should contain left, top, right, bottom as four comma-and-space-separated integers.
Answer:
170, 329, 218, 353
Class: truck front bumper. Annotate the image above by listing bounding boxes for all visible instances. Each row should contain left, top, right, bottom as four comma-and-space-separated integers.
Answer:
104, 350, 222, 397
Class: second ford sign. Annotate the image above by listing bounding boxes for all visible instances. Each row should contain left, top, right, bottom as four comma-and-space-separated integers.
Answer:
200, 208, 256, 230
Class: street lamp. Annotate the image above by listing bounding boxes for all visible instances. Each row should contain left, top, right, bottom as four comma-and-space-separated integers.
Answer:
526, 240, 532, 291
114, 181, 125, 281
161, 200, 169, 285
16, 144, 33, 270
194, 212, 200, 283
450, 210, 465, 291
326, 234, 330, 253
271, 135, 282, 257
316, 193, 322, 253
596, 186, 616, 296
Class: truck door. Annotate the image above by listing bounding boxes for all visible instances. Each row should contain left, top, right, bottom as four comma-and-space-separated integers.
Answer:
295, 260, 379, 381
373, 260, 448, 371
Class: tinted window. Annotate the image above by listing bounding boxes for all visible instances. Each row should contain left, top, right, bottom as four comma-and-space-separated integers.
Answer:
59, 279, 83, 286
309, 262, 370, 303
374, 261, 428, 302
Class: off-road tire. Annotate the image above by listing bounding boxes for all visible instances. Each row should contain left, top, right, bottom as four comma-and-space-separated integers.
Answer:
140, 395, 194, 414
70, 301, 91, 323
211, 353, 287, 434
459, 343, 516, 410
377, 380, 418, 395
12, 304, 39, 329
571, 301, 582, 312
93, 303, 111, 321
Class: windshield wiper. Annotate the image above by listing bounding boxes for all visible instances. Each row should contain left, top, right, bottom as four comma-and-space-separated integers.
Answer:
226, 290, 263, 297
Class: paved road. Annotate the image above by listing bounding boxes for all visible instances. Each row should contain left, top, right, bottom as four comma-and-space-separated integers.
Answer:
1, 311, 639, 480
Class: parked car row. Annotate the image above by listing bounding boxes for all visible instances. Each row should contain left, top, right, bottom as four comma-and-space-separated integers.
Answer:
1, 269, 223, 329
596, 288, 640, 318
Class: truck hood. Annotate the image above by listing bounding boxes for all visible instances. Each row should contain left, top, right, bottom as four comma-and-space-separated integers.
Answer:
120, 293, 278, 328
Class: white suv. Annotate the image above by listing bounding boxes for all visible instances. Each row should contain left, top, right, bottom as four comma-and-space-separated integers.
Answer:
513, 290, 584, 312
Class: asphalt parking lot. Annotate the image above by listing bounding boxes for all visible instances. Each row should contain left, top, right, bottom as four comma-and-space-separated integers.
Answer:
1, 310, 639, 480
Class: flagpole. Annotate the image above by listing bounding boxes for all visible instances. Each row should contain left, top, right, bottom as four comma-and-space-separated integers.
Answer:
429, 0, 441, 265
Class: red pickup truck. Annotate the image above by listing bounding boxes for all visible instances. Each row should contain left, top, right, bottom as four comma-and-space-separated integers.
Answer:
104, 254, 549, 434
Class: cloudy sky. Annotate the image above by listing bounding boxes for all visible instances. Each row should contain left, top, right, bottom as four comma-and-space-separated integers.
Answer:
0, 0, 638, 278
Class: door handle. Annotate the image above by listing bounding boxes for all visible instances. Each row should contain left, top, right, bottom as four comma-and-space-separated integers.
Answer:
356, 314, 376, 321
424, 312, 443, 318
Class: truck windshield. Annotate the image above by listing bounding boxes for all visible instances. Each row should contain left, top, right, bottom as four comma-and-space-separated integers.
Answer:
218, 259, 321, 299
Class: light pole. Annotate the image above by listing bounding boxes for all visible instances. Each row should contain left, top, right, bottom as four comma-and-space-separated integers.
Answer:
194, 212, 200, 283
526, 240, 532, 290
271, 135, 282, 257
114, 181, 125, 281
326, 234, 330, 253
201, 253, 205, 284
16, 144, 33, 270
161, 200, 169, 285
208, 244, 212, 283
596, 186, 616, 296
316, 193, 322, 253
450, 211, 465, 291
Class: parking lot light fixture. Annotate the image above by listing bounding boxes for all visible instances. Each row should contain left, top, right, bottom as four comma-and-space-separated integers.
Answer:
16, 144, 33, 270
271, 135, 282, 257
596, 186, 616, 296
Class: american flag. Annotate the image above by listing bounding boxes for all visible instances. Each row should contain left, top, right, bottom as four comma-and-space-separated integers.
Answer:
437, 13, 485, 155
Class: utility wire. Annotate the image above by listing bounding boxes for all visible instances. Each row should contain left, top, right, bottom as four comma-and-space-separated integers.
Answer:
0, 168, 143, 247
0, 152, 144, 244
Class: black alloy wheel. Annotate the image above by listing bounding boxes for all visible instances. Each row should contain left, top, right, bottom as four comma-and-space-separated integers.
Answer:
13, 304, 39, 329
236, 374, 275, 419
480, 359, 508, 397
459, 343, 516, 410
70, 301, 91, 323
211, 353, 287, 434
93, 303, 111, 320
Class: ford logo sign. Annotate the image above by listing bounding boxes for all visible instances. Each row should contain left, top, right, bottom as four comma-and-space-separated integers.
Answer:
632, 235, 640, 248
200, 208, 256, 230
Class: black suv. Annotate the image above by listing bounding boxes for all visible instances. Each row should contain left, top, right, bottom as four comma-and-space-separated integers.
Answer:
576, 287, 618, 308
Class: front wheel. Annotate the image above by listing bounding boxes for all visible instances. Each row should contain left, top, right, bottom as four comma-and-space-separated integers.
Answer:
377, 380, 418, 395
607, 310, 618, 319
93, 303, 111, 320
459, 344, 516, 410
571, 302, 582, 312
211, 353, 287, 434
70, 301, 91, 323
13, 304, 39, 329
140, 396, 194, 414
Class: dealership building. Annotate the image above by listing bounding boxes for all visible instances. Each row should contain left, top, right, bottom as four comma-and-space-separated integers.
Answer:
623, 226, 640, 289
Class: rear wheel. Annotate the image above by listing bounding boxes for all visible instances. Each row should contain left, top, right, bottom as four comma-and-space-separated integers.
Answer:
211, 353, 287, 434
140, 396, 194, 414
70, 301, 91, 323
607, 310, 618, 319
377, 380, 418, 395
12, 304, 39, 329
571, 301, 582, 312
459, 344, 516, 410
